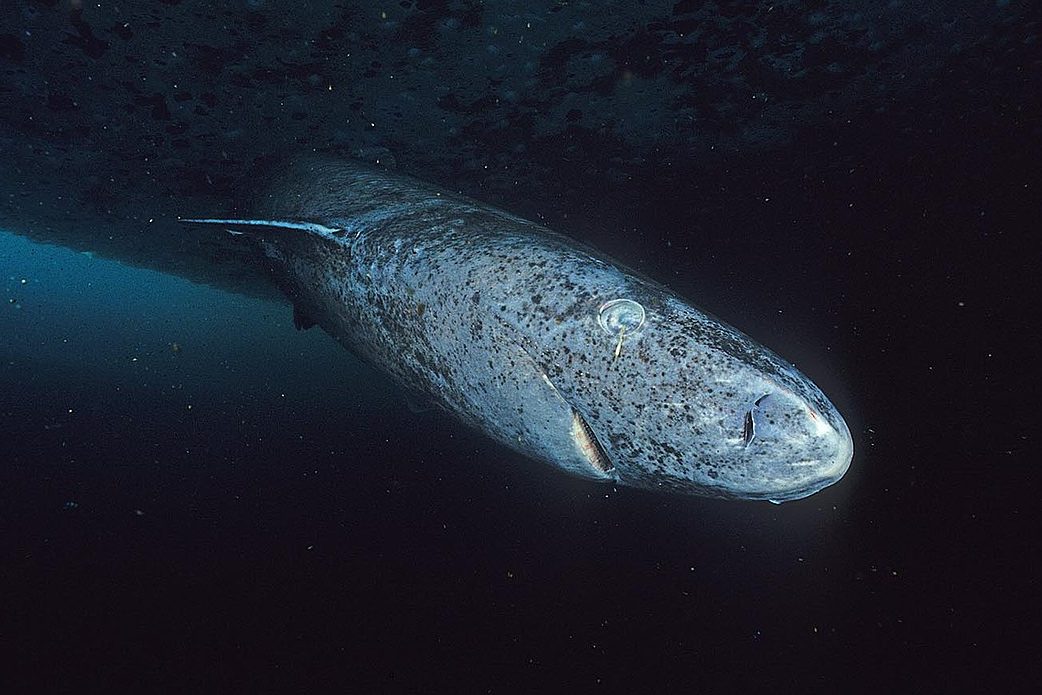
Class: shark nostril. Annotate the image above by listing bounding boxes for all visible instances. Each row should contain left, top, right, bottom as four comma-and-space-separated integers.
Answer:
741, 391, 775, 445
742, 393, 773, 446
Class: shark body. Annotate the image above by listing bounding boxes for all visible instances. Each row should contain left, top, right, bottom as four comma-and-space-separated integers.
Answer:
187, 158, 852, 502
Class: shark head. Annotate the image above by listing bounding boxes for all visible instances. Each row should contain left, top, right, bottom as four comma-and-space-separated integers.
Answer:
518, 270, 853, 503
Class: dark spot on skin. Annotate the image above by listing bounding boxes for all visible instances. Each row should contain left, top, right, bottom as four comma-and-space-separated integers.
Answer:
416, 302, 426, 317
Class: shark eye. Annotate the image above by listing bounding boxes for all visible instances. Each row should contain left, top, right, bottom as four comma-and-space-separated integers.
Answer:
598, 299, 646, 335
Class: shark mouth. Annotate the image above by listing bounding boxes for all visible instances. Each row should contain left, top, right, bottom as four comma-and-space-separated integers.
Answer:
569, 409, 615, 476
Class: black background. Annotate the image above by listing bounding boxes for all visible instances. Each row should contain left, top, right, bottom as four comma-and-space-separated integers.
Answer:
1, 1, 1039, 692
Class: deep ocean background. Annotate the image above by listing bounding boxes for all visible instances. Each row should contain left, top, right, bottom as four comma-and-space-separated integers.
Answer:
1, 1, 1040, 692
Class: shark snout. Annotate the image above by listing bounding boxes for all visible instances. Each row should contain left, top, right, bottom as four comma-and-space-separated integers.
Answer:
742, 388, 853, 502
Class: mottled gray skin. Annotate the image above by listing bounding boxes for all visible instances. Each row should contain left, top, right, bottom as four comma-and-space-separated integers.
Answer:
194, 158, 852, 502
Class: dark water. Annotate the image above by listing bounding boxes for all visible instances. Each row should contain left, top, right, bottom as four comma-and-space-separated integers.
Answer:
1, 1, 1039, 692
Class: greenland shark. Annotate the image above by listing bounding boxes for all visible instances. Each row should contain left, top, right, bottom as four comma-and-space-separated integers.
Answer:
185, 158, 852, 502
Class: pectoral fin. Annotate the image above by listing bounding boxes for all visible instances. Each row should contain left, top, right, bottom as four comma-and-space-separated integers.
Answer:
491, 343, 616, 481
292, 304, 315, 331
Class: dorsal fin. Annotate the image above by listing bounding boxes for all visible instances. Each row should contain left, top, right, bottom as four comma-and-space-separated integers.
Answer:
180, 218, 342, 238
